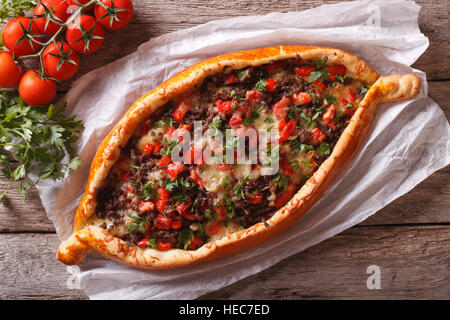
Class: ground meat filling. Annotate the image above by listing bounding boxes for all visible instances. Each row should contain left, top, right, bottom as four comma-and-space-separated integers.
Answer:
94, 57, 369, 251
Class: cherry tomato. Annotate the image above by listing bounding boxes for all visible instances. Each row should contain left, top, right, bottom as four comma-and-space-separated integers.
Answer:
66, 15, 105, 54
2, 17, 42, 57
33, 0, 69, 36
154, 214, 172, 230
95, 0, 134, 30
42, 41, 80, 81
66, 0, 94, 11
0, 51, 24, 88
18, 70, 57, 106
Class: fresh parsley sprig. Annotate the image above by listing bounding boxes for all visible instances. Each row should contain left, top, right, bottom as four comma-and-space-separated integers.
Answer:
0, 91, 84, 202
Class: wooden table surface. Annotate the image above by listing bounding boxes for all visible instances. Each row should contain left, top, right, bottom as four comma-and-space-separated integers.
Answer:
1, 0, 449, 300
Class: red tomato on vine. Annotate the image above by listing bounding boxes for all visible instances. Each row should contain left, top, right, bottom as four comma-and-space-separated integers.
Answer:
33, 0, 69, 36
95, 0, 134, 30
43, 41, 80, 81
66, 15, 105, 54
66, 0, 95, 11
2, 17, 42, 57
18, 70, 57, 106
0, 51, 25, 88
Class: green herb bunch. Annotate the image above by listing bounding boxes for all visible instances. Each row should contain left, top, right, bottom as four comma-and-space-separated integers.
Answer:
0, 91, 83, 202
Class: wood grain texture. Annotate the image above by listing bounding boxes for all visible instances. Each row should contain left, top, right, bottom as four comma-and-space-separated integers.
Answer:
50, 0, 449, 92
200, 225, 450, 299
0, 0, 449, 300
1, 225, 448, 300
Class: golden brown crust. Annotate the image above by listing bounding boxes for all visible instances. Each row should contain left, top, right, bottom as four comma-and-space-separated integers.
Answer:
57, 46, 420, 269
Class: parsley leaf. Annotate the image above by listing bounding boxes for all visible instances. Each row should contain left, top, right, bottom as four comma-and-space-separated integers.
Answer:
0, 92, 84, 203
317, 143, 331, 157
178, 229, 194, 249
255, 78, 267, 92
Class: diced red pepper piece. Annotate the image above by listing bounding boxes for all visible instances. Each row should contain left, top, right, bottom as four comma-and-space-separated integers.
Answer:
225, 73, 238, 84
158, 187, 170, 201
137, 238, 150, 248
292, 92, 312, 105
294, 66, 316, 77
187, 234, 203, 249
214, 205, 228, 220
326, 65, 347, 76
163, 127, 175, 141
265, 61, 283, 73
280, 155, 295, 176
173, 100, 192, 122
313, 80, 326, 93
216, 99, 237, 115
322, 104, 337, 129
157, 240, 172, 251
347, 90, 356, 103
246, 90, 262, 101
153, 142, 162, 153
207, 221, 223, 235
167, 162, 184, 179
154, 213, 172, 230
279, 119, 297, 143
229, 112, 243, 127
275, 183, 296, 208
142, 143, 154, 155
272, 96, 291, 121
248, 194, 263, 204
266, 78, 277, 92
171, 219, 182, 229
176, 198, 192, 215
138, 201, 155, 213
156, 199, 168, 212
311, 128, 326, 145
190, 169, 205, 187
184, 145, 203, 166
158, 155, 171, 167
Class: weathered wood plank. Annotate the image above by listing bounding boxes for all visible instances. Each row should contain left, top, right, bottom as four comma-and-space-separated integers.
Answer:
45, 0, 448, 92
200, 225, 450, 299
0, 225, 448, 299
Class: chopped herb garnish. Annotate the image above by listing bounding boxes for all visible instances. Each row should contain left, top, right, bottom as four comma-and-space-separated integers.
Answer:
128, 211, 148, 232
255, 78, 267, 92
273, 174, 289, 191
317, 143, 331, 157
140, 182, 157, 200
146, 238, 157, 248
288, 139, 314, 155
204, 208, 216, 220
360, 85, 368, 95
242, 109, 260, 126
178, 229, 194, 249
160, 137, 179, 156
316, 59, 327, 69
233, 175, 249, 200
308, 69, 328, 83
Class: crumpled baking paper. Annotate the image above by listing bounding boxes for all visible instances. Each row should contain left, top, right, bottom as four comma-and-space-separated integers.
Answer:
32, 0, 450, 299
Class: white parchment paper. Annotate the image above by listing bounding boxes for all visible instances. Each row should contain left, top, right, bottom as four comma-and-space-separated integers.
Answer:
33, 0, 450, 299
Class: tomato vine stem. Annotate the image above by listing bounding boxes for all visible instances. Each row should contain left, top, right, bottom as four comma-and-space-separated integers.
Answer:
15, 0, 99, 78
